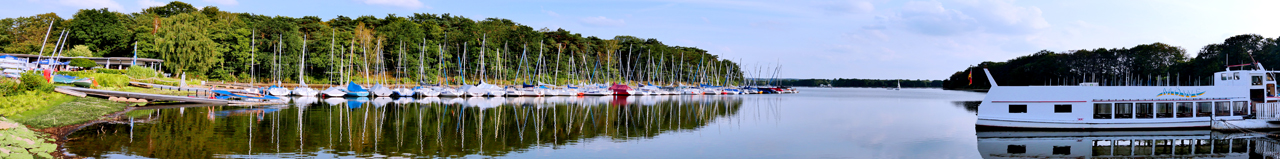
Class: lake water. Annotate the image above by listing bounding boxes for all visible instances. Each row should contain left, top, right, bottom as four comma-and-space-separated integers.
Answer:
60, 88, 1278, 158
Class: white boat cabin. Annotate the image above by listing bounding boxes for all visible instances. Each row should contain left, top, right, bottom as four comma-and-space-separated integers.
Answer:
976, 68, 1280, 129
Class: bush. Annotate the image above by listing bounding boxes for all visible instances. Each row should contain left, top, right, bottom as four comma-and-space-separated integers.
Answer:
97, 69, 126, 74
0, 79, 19, 96
125, 66, 157, 79
59, 71, 130, 88
18, 72, 51, 92
70, 58, 97, 68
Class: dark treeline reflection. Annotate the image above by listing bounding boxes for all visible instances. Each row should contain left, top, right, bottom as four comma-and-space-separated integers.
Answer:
65, 96, 748, 158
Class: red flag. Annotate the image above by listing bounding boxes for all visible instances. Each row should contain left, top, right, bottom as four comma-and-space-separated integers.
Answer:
967, 71, 973, 85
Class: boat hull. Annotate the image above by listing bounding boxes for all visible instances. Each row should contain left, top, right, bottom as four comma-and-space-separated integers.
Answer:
975, 118, 1212, 129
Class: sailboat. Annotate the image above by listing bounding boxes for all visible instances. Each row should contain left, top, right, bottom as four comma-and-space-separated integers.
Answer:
392, 41, 416, 97
474, 35, 505, 97
321, 32, 346, 97
266, 35, 292, 96
292, 35, 318, 96
344, 39, 371, 97
368, 40, 394, 97
438, 41, 467, 97
414, 39, 440, 97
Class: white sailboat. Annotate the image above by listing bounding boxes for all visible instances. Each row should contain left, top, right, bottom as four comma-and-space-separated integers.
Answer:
321, 32, 346, 97
266, 35, 292, 96
414, 39, 440, 97
292, 35, 319, 96
368, 40, 394, 97
477, 35, 505, 97
438, 41, 467, 97
392, 41, 416, 97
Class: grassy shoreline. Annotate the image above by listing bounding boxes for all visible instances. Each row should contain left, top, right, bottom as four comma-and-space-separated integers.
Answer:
0, 67, 194, 158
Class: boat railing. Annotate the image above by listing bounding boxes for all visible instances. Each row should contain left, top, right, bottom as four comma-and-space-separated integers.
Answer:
1257, 102, 1280, 120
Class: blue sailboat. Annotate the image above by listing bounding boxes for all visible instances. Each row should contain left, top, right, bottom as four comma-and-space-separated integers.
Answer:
345, 81, 370, 97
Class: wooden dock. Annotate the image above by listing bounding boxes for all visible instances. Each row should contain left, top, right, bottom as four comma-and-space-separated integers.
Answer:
57, 86, 229, 104
55, 86, 281, 105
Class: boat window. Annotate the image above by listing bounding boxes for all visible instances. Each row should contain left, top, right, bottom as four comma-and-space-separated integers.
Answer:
1270, 74, 1275, 81
1157, 103, 1174, 118
1115, 103, 1133, 118
1007, 145, 1026, 154
1174, 140, 1192, 155
1009, 105, 1027, 113
1136, 103, 1157, 117
1093, 140, 1111, 156
1094, 103, 1112, 119
1195, 139, 1211, 154
1133, 140, 1153, 156
1053, 146, 1071, 155
1234, 101, 1248, 116
1221, 73, 1228, 80
1196, 102, 1212, 117
1154, 140, 1172, 154
1233, 139, 1248, 153
1054, 104, 1072, 113
1234, 72, 1241, 80
1115, 140, 1132, 156
1215, 101, 1231, 116
1254, 76, 1264, 85
1176, 102, 1193, 118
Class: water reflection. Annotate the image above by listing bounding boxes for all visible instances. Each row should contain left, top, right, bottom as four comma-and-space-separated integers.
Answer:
977, 130, 1264, 158
65, 96, 759, 158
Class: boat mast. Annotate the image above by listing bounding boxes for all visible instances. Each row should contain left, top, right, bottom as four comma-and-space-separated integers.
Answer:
300, 34, 307, 86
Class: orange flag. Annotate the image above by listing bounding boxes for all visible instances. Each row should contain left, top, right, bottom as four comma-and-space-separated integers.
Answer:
967, 71, 973, 85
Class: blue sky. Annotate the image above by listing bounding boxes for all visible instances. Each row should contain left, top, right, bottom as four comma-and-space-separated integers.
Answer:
5, 0, 1279, 80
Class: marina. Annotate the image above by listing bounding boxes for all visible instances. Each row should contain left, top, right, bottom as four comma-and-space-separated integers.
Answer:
7, 1, 1280, 158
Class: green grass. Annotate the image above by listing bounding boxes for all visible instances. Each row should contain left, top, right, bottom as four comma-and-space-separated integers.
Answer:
7, 97, 131, 129
0, 91, 76, 117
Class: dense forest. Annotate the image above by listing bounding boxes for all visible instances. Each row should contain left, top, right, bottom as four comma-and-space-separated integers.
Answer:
943, 34, 1280, 90
753, 78, 943, 88
0, 1, 747, 86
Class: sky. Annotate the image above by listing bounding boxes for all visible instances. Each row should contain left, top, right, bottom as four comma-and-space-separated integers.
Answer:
4, 0, 1280, 80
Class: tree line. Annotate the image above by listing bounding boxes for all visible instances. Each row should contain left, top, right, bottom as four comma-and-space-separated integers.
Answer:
944, 34, 1280, 90
0, 1, 746, 86
756, 78, 944, 88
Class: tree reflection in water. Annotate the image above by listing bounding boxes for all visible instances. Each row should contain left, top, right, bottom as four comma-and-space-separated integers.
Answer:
64, 96, 756, 158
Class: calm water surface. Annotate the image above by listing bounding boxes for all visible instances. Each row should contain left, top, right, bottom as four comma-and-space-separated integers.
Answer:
61, 88, 1278, 158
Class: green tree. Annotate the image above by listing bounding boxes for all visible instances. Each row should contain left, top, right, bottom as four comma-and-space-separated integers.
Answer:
63, 45, 92, 57
143, 1, 197, 17
66, 8, 131, 57
152, 13, 220, 78
70, 58, 96, 68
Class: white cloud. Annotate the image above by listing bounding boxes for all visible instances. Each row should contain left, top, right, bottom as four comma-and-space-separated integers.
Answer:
899, 1, 977, 36
203, 0, 237, 6
58, 0, 125, 11
895, 0, 1049, 36
580, 16, 625, 27
543, 10, 559, 17
820, 0, 874, 15
359, 0, 427, 9
137, 0, 165, 8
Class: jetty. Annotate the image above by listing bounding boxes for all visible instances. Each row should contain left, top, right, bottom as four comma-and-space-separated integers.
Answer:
55, 86, 278, 105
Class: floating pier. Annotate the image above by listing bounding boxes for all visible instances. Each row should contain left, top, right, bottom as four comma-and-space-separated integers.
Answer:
55, 86, 281, 105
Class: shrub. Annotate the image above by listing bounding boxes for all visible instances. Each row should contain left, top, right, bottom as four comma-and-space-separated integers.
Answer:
59, 71, 130, 88
97, 69, 126, 74
125, 66, 157, 79
70, 58, 98, 68
0, 79, 19, 96
18, 72, 51, 92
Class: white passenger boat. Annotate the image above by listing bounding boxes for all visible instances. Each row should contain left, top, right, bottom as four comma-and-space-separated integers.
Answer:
976, 68, 1268, 129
